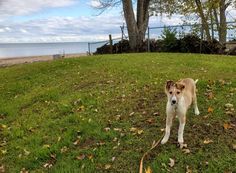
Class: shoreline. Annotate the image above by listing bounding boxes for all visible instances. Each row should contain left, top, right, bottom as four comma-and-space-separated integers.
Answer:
0, 53, 88, 67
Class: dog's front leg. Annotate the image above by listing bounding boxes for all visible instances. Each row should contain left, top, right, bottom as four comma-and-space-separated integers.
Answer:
177, 113, 186, 144
161, 111, 174, 144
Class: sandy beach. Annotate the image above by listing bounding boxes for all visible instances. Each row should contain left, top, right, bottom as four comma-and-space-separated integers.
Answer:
0, 53, 88, 67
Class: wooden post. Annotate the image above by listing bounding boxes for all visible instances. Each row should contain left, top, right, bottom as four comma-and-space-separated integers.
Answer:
109, 34, 113, 54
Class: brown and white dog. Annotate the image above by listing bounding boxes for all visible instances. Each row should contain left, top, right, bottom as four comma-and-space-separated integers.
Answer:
161, 78, 200, 145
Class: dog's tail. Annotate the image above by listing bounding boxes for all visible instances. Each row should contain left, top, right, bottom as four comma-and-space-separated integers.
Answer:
195, 79, 199, 84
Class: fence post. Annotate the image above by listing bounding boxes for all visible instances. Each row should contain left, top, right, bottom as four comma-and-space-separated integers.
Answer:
147, 26, 150, 52
88, 42, 91, 55
109, 34, 113, 54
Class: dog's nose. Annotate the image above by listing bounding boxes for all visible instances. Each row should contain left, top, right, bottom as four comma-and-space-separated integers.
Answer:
172, 100, 176, 104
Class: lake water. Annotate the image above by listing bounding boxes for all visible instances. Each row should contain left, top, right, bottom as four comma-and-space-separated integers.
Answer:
0, 42, 106, 59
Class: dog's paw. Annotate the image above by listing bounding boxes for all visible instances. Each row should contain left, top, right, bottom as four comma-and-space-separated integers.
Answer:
161, 137, 168, 144
195, 109, 200, 115
178, 138, 184, 145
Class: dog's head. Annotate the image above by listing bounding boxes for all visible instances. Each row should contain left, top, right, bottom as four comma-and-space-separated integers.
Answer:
165, 80, 185, 105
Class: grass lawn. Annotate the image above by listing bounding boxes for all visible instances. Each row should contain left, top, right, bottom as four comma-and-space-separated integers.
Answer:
0, 53, 236, 173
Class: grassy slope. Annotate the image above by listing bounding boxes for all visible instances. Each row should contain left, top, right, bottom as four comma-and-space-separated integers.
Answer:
0, 53, 236, 173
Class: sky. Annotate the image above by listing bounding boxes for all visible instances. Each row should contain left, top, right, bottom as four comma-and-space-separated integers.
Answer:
0, 0, 235, 43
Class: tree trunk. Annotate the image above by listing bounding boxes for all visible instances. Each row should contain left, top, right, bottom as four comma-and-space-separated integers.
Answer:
122, 0, 150, 51
219, 0, 227, 44
122, 0, 139, 51
195, 0, 212, 41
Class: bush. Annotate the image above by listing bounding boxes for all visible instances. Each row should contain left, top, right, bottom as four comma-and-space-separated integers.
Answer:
161, 27, 179, 52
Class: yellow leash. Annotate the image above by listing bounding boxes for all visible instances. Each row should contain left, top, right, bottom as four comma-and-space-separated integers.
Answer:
139, 133, 164, 173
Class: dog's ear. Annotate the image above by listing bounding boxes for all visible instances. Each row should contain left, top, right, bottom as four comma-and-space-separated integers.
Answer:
176, 83, 185, 90
166, 80, 174, 90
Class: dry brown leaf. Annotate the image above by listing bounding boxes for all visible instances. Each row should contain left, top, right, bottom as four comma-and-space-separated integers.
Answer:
20, 168, 29, 173
104, 127, 111, 132
0, 165, 5, 173
223, 123, 232, 130
0, 124, 7, 130
168, 158, 175, 167
73, 139, 80, 145
105, 164, 111, 170
146, 118, 155, 124
203, 139, 213, 144
137, 130, 144, 135
207, 107, 214, 113
130, 127, 138, 132
76, 154, 85, 160
186, 165, 192, 173
182, 149, 191, 154
232, 144, 236, 150
180, 143, 187, 149
145, 166, 152, 173
60, 146, 68, 153
87, 154, 93, 160
207, 92, 214, 99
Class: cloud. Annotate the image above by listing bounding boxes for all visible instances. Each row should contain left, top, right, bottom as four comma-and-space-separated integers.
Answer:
89, 0, 102, 8
0, 14, 124, 43
0, 0, 76, 17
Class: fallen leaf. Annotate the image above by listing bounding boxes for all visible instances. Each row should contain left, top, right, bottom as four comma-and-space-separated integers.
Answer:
97, 141, 106, 146
60, 146, 68, 153
207, 107, 214, 113
111, 157, 116, 162
137, 129, 144, 135
76, 154, 85, 160
104, 127, 111, 132
186, 165, 192, 173
73, 139, 80, 145
43, 144, 50, 148
1, 150, 7, 154
168, 158, 175, 167
225, 103, 234, 108
145, 166, 152, 173
130, 127, 138, 132
87, 154, 93, 160
113, 128, 122, 132
129, 112, 135, 116
23, 149, 30, 156
182, 149, 191, 154
223, 123, 232, 130
0, 124, 7, 130
232, 144, 236, 150
105, 164, 111, 170
180, 143, 187, 149
207, 92, 214, 99
0, 165, 5, 173
203, 139, 213, 144
153, 112, 160, 116
57, 136, 61, 142
146, 118, 155, 124
20, 168, 29, 173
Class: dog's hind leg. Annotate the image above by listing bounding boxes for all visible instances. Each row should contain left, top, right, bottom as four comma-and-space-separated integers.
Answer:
193, 93, 200, 115
161, 111, 174, 144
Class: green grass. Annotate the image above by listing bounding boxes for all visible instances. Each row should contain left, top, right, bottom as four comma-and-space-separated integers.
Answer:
0, 53, 236, 173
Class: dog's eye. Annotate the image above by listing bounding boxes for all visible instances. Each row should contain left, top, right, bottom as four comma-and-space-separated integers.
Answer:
177, 91, 180, 94
169, 92, 172, 94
